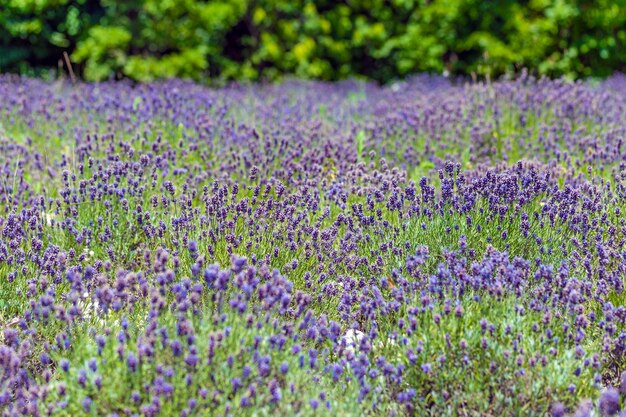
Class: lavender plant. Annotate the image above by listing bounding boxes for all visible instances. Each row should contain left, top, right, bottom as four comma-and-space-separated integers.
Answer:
2, 72, 626, 416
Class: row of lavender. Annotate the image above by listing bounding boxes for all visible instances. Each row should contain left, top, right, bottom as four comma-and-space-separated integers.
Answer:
1, 73, 626, 416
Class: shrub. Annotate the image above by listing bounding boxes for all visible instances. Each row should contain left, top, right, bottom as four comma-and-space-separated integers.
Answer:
1, 1, 625, 82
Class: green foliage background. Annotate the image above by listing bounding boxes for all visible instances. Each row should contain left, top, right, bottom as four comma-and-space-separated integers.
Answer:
1, 0, 625, 82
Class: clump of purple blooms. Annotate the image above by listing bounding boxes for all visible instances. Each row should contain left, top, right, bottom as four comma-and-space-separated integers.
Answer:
1, 72, 626, 416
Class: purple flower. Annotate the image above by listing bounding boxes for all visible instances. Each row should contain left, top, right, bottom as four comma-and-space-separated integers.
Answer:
127, 353, 138, 372
231, 377, 242, 393
551, 402, 566, 417
185, 353, 199, 368
82, 396, 92, 413
600, 388, 621, 416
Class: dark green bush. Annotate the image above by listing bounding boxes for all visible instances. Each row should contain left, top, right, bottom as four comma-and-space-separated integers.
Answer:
0, 0, 99, 75
1, 0, 625, 82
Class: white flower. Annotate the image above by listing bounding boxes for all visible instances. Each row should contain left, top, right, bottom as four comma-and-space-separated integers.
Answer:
341, 329, 365, 356
44, 212, 56, 226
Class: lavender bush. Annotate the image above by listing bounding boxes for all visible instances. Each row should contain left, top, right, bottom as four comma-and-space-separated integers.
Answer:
2, 72, 626, 416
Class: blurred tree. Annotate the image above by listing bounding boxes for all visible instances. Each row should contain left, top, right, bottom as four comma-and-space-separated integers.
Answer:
1, 0, 625, 82
71, 0, 249, 81
0, 0, 101, 75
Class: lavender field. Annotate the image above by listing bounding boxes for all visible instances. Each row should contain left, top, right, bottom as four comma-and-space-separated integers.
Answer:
2, 73, 626, 416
